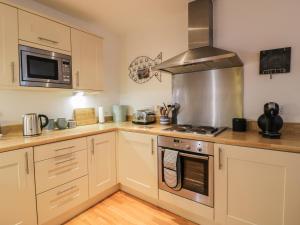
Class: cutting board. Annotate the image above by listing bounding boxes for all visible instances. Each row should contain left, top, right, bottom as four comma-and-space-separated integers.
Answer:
74, 108, 97, 126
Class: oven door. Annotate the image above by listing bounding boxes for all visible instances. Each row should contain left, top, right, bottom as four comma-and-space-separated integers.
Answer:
20, 46, 71, 88
158, 147, 214, 207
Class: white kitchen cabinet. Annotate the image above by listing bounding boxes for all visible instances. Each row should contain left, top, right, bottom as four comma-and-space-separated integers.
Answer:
18, 10, 71, 52
87, 132, 117, 197
214, 144, 300, 225
71, 28, 104, 91
0, 3, 19, 87
37, 176, 88, 225
0, 148, 37, 225
118, 131, 158, 200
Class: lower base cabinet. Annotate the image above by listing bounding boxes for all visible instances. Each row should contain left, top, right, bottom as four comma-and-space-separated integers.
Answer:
37, 176, 88, 225
118, 131, 158, 200
87, 132, 117, 197
215, 144, 300, 225
0, 148, 37, 225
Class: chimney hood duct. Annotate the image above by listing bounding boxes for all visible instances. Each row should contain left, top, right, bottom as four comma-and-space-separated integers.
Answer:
153, 0, 243, 74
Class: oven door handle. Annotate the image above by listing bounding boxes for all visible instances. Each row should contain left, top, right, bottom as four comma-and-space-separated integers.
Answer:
179, 152, 209, 161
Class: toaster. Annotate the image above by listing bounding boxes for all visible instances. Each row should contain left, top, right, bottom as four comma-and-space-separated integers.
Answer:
132, 110, 156, 125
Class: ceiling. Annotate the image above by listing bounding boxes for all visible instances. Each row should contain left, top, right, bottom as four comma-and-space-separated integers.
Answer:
34, 0, 188, 34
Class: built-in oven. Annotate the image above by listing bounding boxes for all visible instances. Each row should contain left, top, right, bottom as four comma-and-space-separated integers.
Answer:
158, 136, 214, 207
19, 45, 72, 89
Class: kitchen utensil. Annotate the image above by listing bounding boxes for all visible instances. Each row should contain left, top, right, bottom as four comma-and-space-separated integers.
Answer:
112, 105, 128, 122
98, 106, 105, 123
68, 120, 77, 129
56, 118, 68, 130
74, 108, 97, 126
23, 113, 49, 136
257, 102, 283, 139
45, 119, 56, 131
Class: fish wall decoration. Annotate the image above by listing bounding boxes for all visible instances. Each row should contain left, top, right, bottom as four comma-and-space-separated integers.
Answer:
128, 53, 162, 84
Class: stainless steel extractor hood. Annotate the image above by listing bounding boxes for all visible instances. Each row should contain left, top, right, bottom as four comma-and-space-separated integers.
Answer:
153, 0, 243, 74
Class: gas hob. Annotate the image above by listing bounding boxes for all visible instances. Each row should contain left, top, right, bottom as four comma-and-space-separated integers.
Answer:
164, 125, 226, 136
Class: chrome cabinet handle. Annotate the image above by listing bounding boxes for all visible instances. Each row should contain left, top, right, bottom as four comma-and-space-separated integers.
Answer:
54, 146, 75, 152
218, 147, 223, 170
76, 71, 80, 87
38, 36, 59, 44
56, 185, 77, 196
25, 152, 29, 174
91, 138, 95, 155
151, 138, 154, 155
11, 62, 15, 83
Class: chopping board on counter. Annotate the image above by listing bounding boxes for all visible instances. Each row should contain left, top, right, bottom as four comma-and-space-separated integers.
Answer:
74, 108, 97, 126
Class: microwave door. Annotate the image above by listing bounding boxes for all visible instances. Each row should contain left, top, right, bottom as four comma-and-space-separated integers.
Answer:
21, 51, 63, 84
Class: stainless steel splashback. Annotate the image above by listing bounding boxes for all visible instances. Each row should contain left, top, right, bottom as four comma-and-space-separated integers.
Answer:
172, 67, 243, 127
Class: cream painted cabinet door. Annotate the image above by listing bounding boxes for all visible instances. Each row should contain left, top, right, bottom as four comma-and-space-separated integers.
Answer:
118, 131, 158, 200
88, 132, 117, 197
71, 28, 104, 91
0, 148, 37, 225
214, 144, 300, 225
18, 10, 71, 51
0, 3, 19, 87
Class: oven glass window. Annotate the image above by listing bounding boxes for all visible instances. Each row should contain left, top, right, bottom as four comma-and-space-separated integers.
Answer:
181, 155, 209, 196
27, 55, 59, 80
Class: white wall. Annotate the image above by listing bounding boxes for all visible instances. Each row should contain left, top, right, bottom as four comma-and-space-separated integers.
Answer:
0, 0, 121, 125
119, 1, 188, 115
120, 0, 300, 122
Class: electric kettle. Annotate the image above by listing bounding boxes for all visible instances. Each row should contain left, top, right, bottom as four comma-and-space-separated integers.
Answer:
22, 113, 49, 136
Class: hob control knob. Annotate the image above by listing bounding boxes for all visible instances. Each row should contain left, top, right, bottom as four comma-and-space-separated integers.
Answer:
197, 147, 202, 152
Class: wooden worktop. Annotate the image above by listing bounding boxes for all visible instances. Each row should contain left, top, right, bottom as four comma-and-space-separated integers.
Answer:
1, 122, 300, 154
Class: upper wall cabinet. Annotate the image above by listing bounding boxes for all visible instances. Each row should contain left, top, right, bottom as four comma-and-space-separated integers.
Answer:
18, 10, 71, 52
71, 28, 104, 91
0, 3, 19, 87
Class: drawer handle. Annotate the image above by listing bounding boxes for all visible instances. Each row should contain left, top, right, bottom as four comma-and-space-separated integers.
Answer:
56, 185, 77, 196
38, 36, 59, 44
54, 146, 75, 152
55, 157, 76, 165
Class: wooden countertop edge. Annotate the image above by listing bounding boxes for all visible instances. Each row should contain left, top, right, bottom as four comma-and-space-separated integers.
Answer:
1, 124, 300, 154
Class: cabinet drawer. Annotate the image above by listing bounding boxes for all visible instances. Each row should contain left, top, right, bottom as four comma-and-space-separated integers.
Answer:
18, 10, 71, 51
34, 137, 87, 162
37, 176, 88, 225
35, 150, 88, 194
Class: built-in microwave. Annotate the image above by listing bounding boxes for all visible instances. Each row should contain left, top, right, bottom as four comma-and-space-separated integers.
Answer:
19, 45, 72, 89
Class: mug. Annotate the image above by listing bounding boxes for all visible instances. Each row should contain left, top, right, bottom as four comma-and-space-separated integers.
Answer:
56, 118, 68, 130
45, 119, 56, 130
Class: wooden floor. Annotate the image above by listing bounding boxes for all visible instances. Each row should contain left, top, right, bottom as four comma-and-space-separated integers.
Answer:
65, 191, 197, 225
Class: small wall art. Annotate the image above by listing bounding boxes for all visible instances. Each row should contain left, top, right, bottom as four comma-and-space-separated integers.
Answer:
259, 47, 291, 79
128, 53, 162, 84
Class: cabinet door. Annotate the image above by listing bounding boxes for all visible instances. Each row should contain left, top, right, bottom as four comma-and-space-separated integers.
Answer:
118, 131, 158, 199
88, 132, 116, 197
215, 144, 300, 225
18, 10, 71, 51
71, 28, 104, 91
0, 148, 37, 225
0, 3, 19, 87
